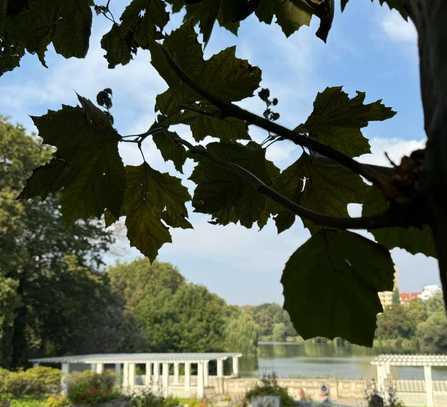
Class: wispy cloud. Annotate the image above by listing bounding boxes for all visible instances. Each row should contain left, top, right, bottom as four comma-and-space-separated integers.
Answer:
381, 10, 417, 44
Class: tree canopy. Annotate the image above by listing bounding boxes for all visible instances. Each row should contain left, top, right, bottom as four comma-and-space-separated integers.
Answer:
0, 118, 132, 367
2, 0, 447, 347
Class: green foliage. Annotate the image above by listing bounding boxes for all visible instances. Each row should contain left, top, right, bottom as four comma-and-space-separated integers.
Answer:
274, 153, 369, 233
66, 371, 119, 406
129, 391, 178, 407
190, 142, 278, 228
243, 374, 295, 407
0, 118, 125, 368
282, 229, 395, 346
362, 188, 436, 257
374, 294, 447, 354
43, 395, 69, 407
10, 398, 47, 407
1, 367, 61, 397
0, 1, 92, 74
20, 96, 125, 223
224, 310, 260, 355
123, 163, 191, 261
303, 87, 395, 157
2, 0, 430, 348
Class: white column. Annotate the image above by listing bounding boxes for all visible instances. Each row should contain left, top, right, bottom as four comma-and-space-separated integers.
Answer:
174, 362, 180, 385
115, 364, 122, 386
96, 363, 104, 374
197, 362, 204, 398
91, 364, 96, 372
424, 365, 434, 407
129, 363, 136, 389
232, 356, 239, 377
153, 362, 160, 394
123, 363, 129, 390
33, 363, 39, 368
217, 359, 224, 394
61, 363, 70, 395
203, 361, 209, 387
145, 362, 152, 387
162, 363, 169, 397
184, 362, 191, 393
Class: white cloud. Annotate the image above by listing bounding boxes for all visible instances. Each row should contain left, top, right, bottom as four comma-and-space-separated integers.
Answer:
382, 10, 417, 44
360, 137, 425, 166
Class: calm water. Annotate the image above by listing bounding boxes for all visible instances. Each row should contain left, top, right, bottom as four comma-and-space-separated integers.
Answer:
240, 343, 447, 380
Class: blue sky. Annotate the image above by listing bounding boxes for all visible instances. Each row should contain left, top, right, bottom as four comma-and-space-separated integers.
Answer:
0, 1, 440, 305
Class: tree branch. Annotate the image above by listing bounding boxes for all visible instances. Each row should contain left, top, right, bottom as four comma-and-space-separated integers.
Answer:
174, 136, 403, 230
160, 46, 398, 198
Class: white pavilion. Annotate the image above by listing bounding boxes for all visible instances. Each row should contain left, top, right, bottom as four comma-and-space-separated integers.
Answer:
31, 353, 242, 398
371, 354, 447, 407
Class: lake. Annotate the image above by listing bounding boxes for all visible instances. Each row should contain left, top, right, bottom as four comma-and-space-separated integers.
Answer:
240, 342, 447, 380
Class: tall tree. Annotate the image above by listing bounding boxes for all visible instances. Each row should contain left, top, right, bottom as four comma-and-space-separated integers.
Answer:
0, 117, 117, 367
2, 1, 447, 346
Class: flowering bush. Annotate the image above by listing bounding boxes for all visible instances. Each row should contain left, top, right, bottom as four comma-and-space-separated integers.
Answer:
66, 371, 119, 406
243, 374, 295, 407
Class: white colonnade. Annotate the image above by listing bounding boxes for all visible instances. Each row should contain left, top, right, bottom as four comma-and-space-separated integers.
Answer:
31, 353, 242, 399
372, 354, 447, 407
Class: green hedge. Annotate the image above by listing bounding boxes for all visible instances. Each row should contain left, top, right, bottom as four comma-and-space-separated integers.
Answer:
0, 367, 61, 398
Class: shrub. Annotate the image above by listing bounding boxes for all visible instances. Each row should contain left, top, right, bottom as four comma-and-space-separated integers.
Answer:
66, 371, 119, 406
129, 391, 178, 407
243, 374, 295, 407
3, 367, 61, 397
44, 395, 70, 407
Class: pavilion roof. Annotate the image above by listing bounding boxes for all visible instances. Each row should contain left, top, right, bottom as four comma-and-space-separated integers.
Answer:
371, 354, 447, 367
30, 353, 242, 364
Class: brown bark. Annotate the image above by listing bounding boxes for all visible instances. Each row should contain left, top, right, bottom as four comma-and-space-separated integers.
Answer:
410, 1, 447, 307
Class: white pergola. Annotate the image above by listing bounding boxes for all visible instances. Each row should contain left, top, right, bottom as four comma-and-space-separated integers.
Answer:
31, 352, 242, 398
371, 354, 447, 407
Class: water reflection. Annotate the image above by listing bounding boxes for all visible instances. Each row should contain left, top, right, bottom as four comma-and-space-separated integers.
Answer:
241, 343, 447, 380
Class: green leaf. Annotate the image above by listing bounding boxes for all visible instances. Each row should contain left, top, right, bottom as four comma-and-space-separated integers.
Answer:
363, 188, 436, 257
151, 25, 261, 141
275, 0, 312, 37
152, 125, 187, 173
303, 87, 396, 157
123, 163, 191, 260
101, 0, 169, 68
282, 229, 395, 346
20, 96, 125, 222
1, 0, 92, 73
179, 107, 249, 142
254, 0, 313, 37
181, 0, 247, 44
273, 153, 369, 233
190, 142, 279, 228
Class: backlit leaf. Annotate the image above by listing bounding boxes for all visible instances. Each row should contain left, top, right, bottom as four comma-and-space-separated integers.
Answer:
1, 0, 92, 74
363, 188, 436, 257
273, 153, 369, 233
151, 25, 261, 141
20, 96, 125, 222
303, 87, 396, 157
282, 229, 395, 346
101, 0, 169, 67
124, 163, 191, 260
190, 142, 279, 228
